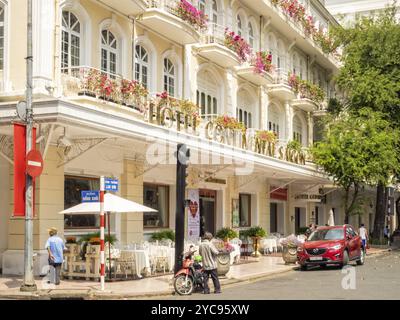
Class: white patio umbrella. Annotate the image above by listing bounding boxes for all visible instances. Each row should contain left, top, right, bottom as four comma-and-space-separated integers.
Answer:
60, 193, 157, 214
59, 193, 157, 281
328, 209, 335, 226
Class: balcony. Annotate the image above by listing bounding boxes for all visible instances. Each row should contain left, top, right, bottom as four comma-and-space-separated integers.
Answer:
60, 66, 146, 117
291, 97, 319, 112
139, 0, 202, 45
235, 64, 274, 87
99, 0, 148, 15
195, 24, 240, 68
268, 69, 296, 101
239, 0, 340, 72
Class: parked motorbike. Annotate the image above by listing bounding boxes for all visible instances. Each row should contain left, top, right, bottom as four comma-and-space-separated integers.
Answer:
173, 247, 205, 295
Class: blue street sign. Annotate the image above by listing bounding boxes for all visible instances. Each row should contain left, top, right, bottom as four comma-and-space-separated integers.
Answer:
105, 178, 119, 192
81, 191, 100, 203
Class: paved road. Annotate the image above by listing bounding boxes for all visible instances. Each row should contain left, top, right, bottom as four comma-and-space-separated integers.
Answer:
148, 250, 400, 300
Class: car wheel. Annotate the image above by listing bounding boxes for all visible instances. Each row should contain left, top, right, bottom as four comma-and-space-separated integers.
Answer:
356, 248, 365, 266
341, 250, 349, 268
300, 264, 307, 271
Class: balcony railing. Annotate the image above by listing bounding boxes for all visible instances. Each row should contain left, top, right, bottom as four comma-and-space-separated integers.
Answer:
202, 23, 227, 47
271, 68, 290, 86
60, 66, 147, 113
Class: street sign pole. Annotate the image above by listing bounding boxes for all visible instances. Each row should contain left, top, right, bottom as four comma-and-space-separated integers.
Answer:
20, 0, 36, 292
100, 176, 105, 291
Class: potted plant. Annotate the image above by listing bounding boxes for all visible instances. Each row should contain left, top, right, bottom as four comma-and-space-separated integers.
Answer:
211, 238, 232, 276
242, 226, 267, 257
150, 229, 175, 242
279, 234, 302, 264
216, 228, 238, 243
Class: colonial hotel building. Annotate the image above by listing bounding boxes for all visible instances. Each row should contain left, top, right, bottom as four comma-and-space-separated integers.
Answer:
0, 0, 380, 275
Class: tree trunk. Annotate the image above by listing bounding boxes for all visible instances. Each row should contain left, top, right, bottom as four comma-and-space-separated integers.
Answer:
396, 196, 400, 231
372, 183, 386, 240
344, 185, 359, 225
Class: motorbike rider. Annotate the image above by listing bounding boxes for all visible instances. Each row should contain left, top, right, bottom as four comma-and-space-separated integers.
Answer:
199, 232, 221, 294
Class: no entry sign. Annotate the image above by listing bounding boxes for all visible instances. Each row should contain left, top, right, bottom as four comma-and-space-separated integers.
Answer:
26, 149, 44, 178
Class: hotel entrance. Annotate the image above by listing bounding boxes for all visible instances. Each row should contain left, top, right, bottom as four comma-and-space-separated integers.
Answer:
199, 189, 216, 237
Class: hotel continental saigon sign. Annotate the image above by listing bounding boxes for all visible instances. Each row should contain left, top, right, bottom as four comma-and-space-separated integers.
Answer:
146, 104, 307, 165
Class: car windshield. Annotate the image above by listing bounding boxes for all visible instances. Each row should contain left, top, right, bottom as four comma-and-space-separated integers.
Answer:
308, 228, 344, 241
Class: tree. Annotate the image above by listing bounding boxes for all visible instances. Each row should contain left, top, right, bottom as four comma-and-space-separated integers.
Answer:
311, 109, 399, 224
331, 6, 400, 238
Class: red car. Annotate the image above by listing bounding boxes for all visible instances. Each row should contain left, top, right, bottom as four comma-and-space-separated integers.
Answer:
297, 225, 365, 270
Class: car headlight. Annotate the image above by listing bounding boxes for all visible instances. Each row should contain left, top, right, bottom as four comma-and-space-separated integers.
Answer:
330, 244, 342, 250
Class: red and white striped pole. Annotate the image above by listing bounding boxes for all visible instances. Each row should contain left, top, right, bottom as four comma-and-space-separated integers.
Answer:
100, 176, 105, 291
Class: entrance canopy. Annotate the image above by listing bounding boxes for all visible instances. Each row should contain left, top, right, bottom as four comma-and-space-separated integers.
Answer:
59, 193, 157, 214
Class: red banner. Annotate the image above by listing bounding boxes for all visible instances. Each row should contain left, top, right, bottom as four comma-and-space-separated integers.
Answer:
13, 124, 36, 217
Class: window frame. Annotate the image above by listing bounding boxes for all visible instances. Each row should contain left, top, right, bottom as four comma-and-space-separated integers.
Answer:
61, 11, 81, 72
143, 182, 170, 229
163, 58, 176, 97
239, 193, 251, 228
101, 29, 118, 76
134, 44, 149, 89
64, 175, 100, 230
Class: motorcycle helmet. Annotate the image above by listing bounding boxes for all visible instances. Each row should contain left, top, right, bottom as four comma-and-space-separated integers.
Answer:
194, 255, 202, 263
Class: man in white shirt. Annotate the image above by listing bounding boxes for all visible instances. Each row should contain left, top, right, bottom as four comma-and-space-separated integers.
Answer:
358, 224, 368, 253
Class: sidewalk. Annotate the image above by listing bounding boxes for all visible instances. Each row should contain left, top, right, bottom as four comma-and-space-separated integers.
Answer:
0, 247, 391, 300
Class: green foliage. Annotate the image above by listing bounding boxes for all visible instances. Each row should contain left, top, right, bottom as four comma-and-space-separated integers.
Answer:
286, 140, 302, 152
311, 109, 400, 218
326, 97, 344, 116
150, 229, 175, 242
77, 232, 117, 245
241, 226, 267, 238
216, 228, 238, 240
331, 6, 400, 124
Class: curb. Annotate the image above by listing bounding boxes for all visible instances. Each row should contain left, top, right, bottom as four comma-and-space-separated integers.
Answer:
0, 266, 296, 300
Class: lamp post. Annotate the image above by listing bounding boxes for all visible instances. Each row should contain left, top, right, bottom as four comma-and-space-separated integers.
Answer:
174, 144, 190, 274
20, 0, 37, 292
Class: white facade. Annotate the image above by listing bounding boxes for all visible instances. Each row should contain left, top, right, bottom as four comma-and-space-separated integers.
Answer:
1, 0, 383, 275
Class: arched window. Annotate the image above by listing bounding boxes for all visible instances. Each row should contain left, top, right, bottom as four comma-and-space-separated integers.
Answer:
134, 45, 149, 89
237, 14, 243, 36
61, 11, 81, 72
198, 0, 206, 13
197, 68, 220, 120
268, 104, 282, 139
237, 89, 255, 129
299, 58, 305, 80
292, 53, 299, 75
211, 0, 218, 24
277, 41, 285, 71
101, 29, 118, 75
248, 22, 254, 48
163, 58, 175, 97
293, 115, 303, 145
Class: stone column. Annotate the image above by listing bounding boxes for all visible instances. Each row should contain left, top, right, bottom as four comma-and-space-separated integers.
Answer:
120, 159, 144, 244
0, 160, 10, 268
260, 87, 269, 130
307, 112, 313, 147
285, 101, 293, 142
33, 0, 55, 95
224, 177, 239, 229
257, 179, 270, 232
286, 184, 295, 235
226, 70, 238, 117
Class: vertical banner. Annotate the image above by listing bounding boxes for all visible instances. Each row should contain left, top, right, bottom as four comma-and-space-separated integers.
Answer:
187, 189, 200, 241
13, 123, 36, 217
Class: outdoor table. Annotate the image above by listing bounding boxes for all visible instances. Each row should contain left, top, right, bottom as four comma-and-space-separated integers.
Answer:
121, 249, 151, 278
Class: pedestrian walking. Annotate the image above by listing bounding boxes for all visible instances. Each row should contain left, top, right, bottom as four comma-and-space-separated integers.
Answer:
199, 232, 221, 294
45, 227, 65, 285
384, 225, 390, 246
358, 223, 368, 254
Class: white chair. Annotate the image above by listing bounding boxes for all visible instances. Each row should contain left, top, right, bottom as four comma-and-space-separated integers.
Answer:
116, 251, 136, 279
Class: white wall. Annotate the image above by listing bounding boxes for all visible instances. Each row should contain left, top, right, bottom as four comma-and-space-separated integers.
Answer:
0, 161, 10, 269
